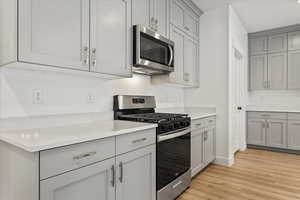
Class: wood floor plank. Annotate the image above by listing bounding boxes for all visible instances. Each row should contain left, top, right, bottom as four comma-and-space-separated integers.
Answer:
178, 149, 300, 200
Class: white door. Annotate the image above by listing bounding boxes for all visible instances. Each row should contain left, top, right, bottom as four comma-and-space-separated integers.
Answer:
18, 0, 89, 70
40, 158, 115, 200
90, 0, 132, 77
231, 48, 247, 153
116, 145, 156, 200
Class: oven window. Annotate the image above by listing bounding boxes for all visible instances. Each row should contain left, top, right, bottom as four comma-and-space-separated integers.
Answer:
140, 32, 170, 66
157, 133, 191, 190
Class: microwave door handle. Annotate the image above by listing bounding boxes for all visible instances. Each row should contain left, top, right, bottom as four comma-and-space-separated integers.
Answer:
168, 45, 174, 66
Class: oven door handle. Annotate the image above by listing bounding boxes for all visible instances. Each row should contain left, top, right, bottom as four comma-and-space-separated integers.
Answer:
168, 45, 174, 66
158, 128, 191, 142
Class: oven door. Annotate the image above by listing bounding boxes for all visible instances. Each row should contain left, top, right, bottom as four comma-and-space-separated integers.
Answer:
134, 25, 174, 73
156, 128, 191, 191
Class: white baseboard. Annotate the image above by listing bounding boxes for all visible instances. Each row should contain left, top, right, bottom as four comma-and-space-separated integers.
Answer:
214, 156, 235, 166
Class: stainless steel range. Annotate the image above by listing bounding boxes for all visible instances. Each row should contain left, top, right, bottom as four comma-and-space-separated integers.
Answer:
114, 95, 191, 200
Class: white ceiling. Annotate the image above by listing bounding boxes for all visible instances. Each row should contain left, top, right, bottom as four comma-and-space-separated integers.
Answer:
192, 0, 300, 33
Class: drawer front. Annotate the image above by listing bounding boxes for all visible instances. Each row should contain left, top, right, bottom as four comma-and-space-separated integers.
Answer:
288, 113, 300, 121
192, 117, 216, 130
116, 128, 156, 155
40, 137, 115, 180
247, 112, 287, 120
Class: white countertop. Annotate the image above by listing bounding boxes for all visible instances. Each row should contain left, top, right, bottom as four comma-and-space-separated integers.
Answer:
156, 107, 217, 120
0, 120, 157, 153
246, 105, 300, 113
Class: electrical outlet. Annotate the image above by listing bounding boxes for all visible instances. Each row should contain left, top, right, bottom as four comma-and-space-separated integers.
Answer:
32, 90, 43, 104
87, 93, 95, 104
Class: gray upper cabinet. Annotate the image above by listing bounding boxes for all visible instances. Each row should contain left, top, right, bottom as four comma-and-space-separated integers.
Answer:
288, 50, 300, 89
18, 0, 90, 71
247, 119, 266, 146
154, 0, 169, 37
268, 33, 287, 53
170, 0, 199, 39
266, 119, 287, 148
132, 0, 153, 28
268, 52, 287, 89
287, 121, 300, 151
250, 36, 268, 55
250, 54, 268, 90
132, 0, 168, 37
90, 0, 132, 77
288, 31, 300, 51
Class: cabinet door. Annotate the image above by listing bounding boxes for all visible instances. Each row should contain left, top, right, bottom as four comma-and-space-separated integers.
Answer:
184, 11, 198, 38
250, 55, 268, 90
250, 37, 268, 55
90, 0, 132, 77
184, 36, 197, 86
266, 119, 287, 148
154, 0, 169, 37
287, 121, 300, 151
203, 126, 216, 165
288, 50, 300, 89
288, 31, 300, 51
191, 129, 203, 177
116, 145, 156, 200
132, 0, 154, 28
170, 0, 185, 30
268, 52, 287, 89
0, 0, 17, 66
268, 33, 287, 53
18, 0, 89, 71
247, 119, 266, 146
40, 158, 115, 200
169, 25, 185, 84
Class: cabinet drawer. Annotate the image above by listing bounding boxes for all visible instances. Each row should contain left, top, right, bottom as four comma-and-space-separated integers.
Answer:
116, 128, 156, 155
192, 117, 216, 130
288, 113, 300, 121
40, 137, 115, 180
247, 112, 287, 120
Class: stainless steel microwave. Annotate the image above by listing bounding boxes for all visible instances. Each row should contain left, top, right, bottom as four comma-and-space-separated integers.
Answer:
133, 25, 174, 75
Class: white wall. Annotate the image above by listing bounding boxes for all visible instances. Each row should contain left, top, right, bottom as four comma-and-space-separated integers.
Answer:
184, 6, 231, 165
0, 64, 184, 119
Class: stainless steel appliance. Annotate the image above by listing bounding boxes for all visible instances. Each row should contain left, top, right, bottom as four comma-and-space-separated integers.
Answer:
133, 25, 174, 75
114, 95, 191, 200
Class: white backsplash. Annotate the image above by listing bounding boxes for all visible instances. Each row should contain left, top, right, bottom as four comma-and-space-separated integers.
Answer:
0, 64, 184, 119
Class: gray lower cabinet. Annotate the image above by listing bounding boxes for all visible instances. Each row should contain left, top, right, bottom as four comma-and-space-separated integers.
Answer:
191, 117, 216, 177
287, 121, 300, 151
266, 119, 287, 148
288, 50, 300, 89
247, 119, 266, 146
40, 158, 115, 200
116, 145, 156, 200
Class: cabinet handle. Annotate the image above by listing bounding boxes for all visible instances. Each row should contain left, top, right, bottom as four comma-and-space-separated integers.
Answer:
91, 48, 96, 66
82, 46, 89, 65
132, 137, 147, 144
73, 151, 97, 160
111, 165, 115, 187
119, 162, 123, 183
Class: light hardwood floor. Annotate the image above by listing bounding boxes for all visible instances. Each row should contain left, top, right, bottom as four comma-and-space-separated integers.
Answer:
178, 149, 300, 200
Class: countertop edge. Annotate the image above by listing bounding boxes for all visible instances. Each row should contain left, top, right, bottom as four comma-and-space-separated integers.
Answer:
0, 123, 157, 153
190, 113, 217, 120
